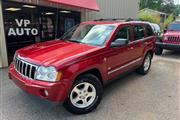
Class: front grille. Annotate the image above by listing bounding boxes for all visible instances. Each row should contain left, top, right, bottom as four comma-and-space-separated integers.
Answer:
168, 36, 180, 42
14, 57, 38, 80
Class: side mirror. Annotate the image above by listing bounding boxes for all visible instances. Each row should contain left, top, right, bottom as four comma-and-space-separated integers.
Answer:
111, 38, 128, 48
164, 29, 167, 33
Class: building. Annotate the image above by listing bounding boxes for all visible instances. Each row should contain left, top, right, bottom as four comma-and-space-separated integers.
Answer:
139, 8, 168, 23
0, 0, 139, 68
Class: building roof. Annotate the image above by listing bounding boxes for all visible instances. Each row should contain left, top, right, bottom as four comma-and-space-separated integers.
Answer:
140, 8, 167, 15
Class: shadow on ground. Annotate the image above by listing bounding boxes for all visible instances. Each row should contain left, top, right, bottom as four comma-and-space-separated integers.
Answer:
160, 50, 180, 59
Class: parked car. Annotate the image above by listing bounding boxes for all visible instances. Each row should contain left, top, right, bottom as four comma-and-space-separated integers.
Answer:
9, 19, 156, 114
155, 21, 180, 55
149, 23, 161, 36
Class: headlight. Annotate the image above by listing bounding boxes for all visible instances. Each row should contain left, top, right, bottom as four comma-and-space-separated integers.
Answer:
35, 66, 62, 82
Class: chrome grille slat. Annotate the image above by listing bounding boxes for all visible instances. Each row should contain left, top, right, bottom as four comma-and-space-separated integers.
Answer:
18, 60, 21, 72
29, 66, 32, 78
14, 57, 38, 80
21, 62, 24, 74
15, 59, 17, 69
168, 36, 180, 42
25, 64, 28, 76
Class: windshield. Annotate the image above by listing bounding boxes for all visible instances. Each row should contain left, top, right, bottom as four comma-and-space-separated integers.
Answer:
168, 23, 180, 31
60, 24, 115, 46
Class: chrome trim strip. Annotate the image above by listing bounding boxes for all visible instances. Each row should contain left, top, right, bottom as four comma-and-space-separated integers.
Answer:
16, 57, 37, 67
156, 42, 180, 46
129, 36, 153, 45
108, 58, 142, 75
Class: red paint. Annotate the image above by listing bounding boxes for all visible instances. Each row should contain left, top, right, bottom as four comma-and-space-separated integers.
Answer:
9, 21, 155, 102
156, 22, 180, 51
49, 0, 99, 11
162, 31, 180, 44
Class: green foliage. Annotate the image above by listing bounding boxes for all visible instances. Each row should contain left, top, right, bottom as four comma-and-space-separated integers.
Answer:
173, 5, 180, 16
159, 3, 176, 14
139, 0, 164, 10
163, 14, 174, 29
139, 0, 180, 16
138, 12, 160, 24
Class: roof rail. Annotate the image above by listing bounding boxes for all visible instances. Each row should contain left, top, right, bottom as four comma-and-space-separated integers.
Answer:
93, 18, 140, 22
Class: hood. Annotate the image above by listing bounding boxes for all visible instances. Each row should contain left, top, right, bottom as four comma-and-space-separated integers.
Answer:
17, 40, 99, 67
164, 30, 180, 36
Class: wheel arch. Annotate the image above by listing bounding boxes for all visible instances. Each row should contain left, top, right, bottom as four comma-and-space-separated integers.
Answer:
74, 68, 104, 86
145, 49, 154, 59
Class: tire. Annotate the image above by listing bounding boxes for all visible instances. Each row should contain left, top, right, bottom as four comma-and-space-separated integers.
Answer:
155, 47, 163, 55
63, 74, 103, 114
136, 53, 152, 75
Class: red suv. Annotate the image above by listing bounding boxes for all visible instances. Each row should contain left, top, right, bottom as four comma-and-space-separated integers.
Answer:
9, 19, 156, 114
155, 22, 180, 55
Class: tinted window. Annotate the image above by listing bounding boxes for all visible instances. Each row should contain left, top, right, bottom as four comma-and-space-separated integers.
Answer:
145, 25, 154, 36
133, 25, 145, 40
61, 24, 115, 46
114, 26, 131, 41
168, 23, 180, 31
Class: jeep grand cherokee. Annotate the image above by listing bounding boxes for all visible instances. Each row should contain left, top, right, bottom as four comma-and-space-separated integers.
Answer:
9, 19, 156, 114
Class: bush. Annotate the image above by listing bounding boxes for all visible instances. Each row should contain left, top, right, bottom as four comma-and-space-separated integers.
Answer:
163, 14, 174, 29
138, 12, 161, 24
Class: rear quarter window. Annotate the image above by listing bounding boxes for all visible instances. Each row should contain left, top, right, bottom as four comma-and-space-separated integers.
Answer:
145, 25, 154, 37
133, 25, 145, 40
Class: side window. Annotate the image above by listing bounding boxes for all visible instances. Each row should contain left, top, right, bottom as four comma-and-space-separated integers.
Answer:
133, 25, 145, 40
145, 25, 154, 36
114, 26, 131, 41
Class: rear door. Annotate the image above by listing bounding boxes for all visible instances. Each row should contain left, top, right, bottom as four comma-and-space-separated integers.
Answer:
130, 24, 145, 61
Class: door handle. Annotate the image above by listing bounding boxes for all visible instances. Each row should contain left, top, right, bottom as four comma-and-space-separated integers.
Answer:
129, 47, 134, 50
144, 42, 148, 45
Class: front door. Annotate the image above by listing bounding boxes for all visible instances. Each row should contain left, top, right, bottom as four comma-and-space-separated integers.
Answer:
106, 26, 134, 79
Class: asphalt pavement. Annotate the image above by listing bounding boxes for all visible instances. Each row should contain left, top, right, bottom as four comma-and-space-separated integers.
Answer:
0, 50, 180, 120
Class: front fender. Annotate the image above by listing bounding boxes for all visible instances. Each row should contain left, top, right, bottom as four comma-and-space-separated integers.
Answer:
59, 57, 107, 100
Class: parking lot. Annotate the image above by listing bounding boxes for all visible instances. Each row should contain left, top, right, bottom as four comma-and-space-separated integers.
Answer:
0, 51, 180, 120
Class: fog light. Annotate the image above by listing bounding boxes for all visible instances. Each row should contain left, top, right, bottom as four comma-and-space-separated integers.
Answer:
44, 90, 49, 96
39, 89, 49, 97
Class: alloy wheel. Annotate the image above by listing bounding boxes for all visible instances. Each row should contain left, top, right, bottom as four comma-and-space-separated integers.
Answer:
144, 55, 151, 71
70, 82, 96, 108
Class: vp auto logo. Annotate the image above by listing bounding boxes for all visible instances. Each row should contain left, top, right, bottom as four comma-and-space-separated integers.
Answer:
8, 19, 38, 36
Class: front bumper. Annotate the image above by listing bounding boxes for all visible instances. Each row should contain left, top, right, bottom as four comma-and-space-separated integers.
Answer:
8, 63, 68, 102
156, 42, 180, 50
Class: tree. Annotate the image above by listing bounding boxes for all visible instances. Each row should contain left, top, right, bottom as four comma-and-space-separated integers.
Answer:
163, 14, 174, 28
139, 0, 178, 16
173, 5, 180, 16
139, 0, 164, 10
159, 2, 175, 14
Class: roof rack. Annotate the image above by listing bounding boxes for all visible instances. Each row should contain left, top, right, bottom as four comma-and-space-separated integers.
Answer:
93, 18, 140, 22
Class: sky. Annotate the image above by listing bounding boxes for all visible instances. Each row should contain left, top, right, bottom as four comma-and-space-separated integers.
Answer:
174, 0, 180, 5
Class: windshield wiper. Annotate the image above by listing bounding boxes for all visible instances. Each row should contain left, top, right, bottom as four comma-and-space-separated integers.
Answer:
69, 40, 83, 43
